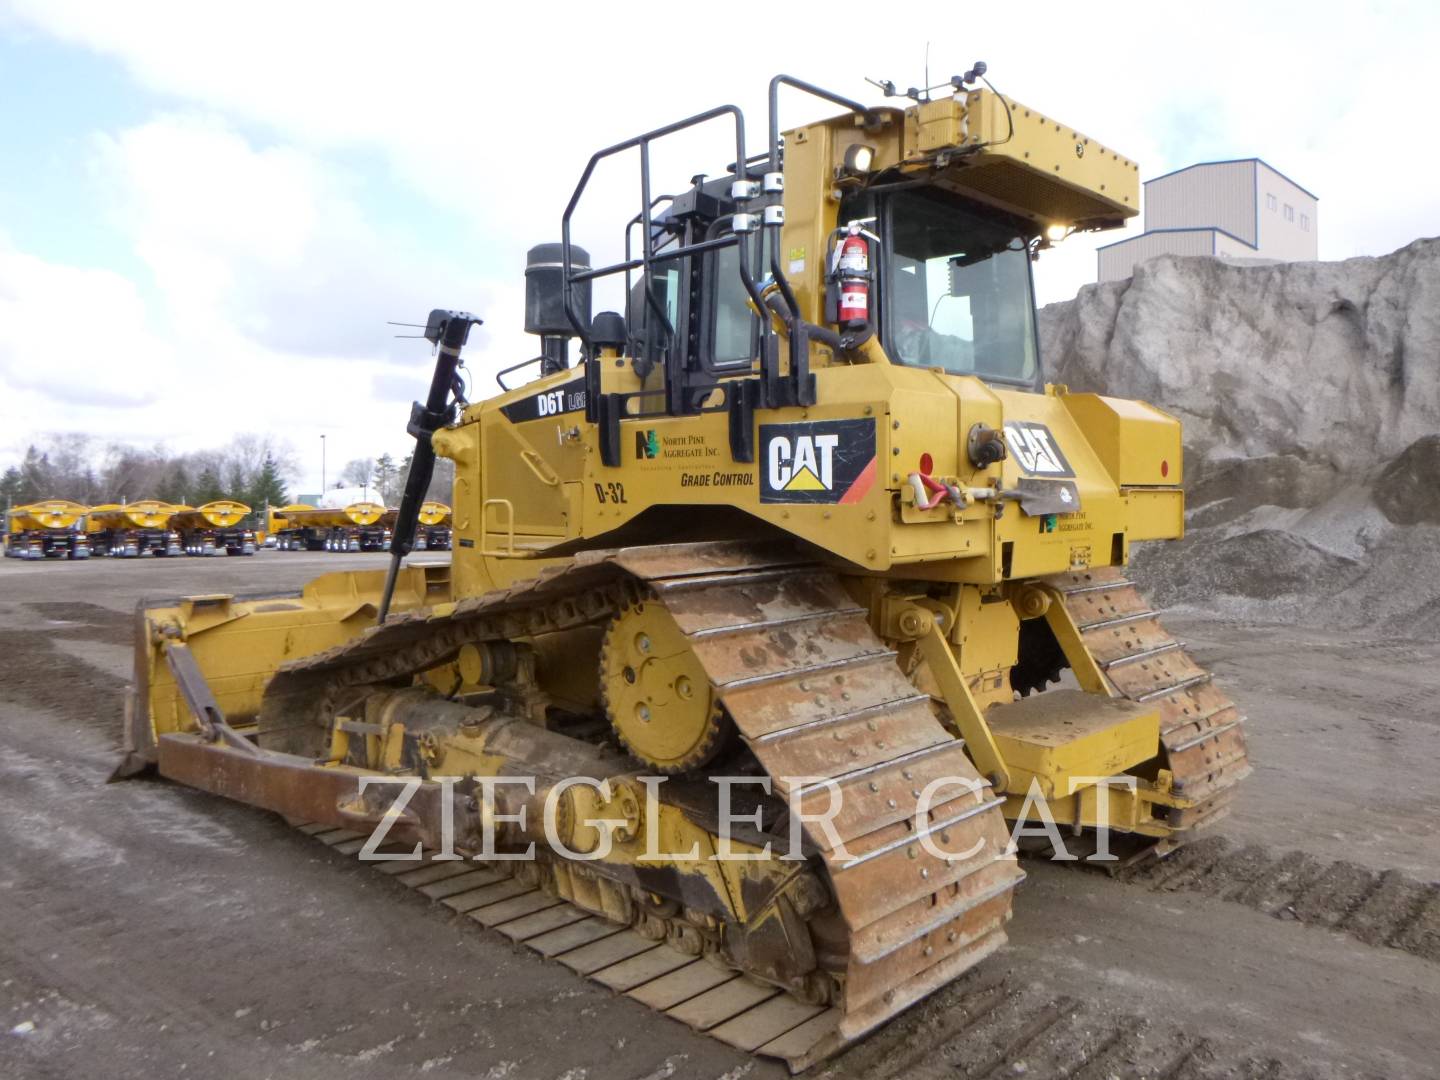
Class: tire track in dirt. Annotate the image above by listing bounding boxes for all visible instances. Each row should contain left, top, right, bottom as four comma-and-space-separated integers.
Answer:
815, 966, 1328, 1079
0, 629, 127, 744
0, 603, 133, 748
1115, 836, 1440, 962
23, 600, 135, 646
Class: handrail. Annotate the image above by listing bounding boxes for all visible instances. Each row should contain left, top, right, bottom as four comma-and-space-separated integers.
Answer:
560, 104, 750, 350
495, 354, 544, 390
623, 195, 676, 355
571, 233, 740, 284
556, 76, 875, 440
480, 498, 516, 557
764, 76, 869, 405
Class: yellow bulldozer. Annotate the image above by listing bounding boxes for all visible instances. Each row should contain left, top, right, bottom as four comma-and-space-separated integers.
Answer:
120, 68, 1250, 1070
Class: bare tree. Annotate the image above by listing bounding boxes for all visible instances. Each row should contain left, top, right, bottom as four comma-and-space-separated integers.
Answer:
428, 455, 456, 504
372, 453, 399, 505
340, 458, 375, 492
225, 434, 300, 489
1, 431, 303, 507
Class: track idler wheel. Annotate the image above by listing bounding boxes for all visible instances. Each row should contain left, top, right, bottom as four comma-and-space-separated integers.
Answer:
601, 600, 732, 773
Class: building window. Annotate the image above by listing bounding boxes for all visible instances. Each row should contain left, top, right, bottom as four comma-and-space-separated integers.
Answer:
1266, 193, 1277, 211
1300, 213, 1310, 232
1284, 204, 1295, 222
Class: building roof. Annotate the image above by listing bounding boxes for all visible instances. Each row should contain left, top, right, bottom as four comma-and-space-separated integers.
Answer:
1096, 225, 1257, 254
1143, 157, 1319, 201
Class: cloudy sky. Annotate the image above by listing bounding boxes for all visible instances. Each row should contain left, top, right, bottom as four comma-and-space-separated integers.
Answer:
2, 2, 1435, 492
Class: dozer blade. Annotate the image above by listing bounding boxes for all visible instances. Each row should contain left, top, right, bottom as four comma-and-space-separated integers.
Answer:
120, 563, 452, 777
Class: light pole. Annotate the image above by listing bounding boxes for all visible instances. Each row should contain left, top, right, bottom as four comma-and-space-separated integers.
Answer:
320, 434, 327, 493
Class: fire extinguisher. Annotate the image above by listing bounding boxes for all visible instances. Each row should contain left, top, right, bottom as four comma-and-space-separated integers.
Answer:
831, 218, 878, 331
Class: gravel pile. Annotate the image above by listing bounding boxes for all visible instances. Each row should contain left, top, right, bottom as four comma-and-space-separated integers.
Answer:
1038, 238, 1440, 633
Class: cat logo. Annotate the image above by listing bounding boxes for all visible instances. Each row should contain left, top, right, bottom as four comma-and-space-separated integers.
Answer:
759, 418, 876, 504
769, 433, 837, 491
1003, 421, 1075, 478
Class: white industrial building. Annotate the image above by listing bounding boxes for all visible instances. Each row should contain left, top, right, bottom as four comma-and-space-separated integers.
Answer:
1097, 158, 1317, 283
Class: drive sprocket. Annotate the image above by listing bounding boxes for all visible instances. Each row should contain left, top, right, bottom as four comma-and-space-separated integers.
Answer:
600, 599, 731, 773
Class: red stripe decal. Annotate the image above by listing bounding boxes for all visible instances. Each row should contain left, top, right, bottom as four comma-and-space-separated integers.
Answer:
838, 457, 877, 505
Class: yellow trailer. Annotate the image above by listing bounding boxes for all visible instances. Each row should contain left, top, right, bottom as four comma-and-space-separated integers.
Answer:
265, 503, 309, 545
414, 499, 451, 551
171, 500, 258, 556
86, 501, 182, 558
3, 500, 92, 560
271, 501, 391, 552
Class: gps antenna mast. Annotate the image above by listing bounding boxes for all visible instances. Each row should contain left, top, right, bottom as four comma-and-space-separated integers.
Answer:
376, 308, 482, 625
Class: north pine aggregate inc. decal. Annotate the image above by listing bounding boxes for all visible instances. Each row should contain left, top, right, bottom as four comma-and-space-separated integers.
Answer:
1002, 421, 1075, 478
760, 418, 877, 504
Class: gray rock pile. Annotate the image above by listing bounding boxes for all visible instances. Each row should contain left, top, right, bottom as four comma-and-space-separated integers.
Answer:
1038, 238, 1440, 632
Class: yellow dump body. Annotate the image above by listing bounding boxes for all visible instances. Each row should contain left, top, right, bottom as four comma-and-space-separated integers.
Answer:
8, 500, 88, 532
267, 503, 314, 534
171, 500, 251, 530
417, 500, 451, 527
87, 500, 178, 531
281, 502, 387, 528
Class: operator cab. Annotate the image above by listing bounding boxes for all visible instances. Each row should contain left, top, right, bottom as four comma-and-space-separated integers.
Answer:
630, 175, 1043, 388
871, 188, 1040, 386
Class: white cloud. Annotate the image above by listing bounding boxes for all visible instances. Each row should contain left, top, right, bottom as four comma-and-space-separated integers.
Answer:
0, 117, 531, 490
0, 240, 170, 409
2, 0, 1438, 480
0, 57, 587, 477
18, 3, 1437, 273
94, 116, 324, 316
90, 113, 500, 361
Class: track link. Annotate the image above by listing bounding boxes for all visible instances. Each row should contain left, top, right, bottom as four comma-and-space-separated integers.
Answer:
1046, 568, 1253, 833
653, 564, 1024, 1046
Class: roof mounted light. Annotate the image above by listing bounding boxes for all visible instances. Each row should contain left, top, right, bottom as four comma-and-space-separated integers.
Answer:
1045, 223, 1070, 243
843, 143, 876, 175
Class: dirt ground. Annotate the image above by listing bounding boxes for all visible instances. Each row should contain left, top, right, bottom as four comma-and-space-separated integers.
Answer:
1, 552, 1437, 1079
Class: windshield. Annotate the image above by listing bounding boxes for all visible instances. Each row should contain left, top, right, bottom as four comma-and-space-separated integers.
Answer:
883, 188, 1039, 384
